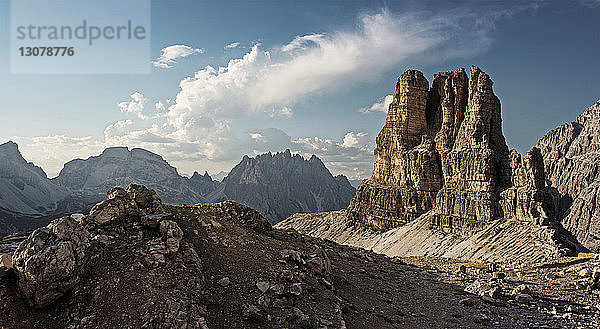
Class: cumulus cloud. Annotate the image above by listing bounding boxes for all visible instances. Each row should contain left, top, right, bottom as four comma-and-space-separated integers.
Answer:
12, 135, 107, 177
225, 42, 240, 49
153, 45, 204, 68
118, 92, 147, 119
360, 94, 393, 113
281, 34, 326, 52
292, 132, 374, 179
342, 132, 371, 149
155, 101, 165, 111
161, 9, 500, 148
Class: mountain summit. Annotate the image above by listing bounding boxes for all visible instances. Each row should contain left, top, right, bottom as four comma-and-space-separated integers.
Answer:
0, 141, 68, 215
52, 146, 212, 206
349, 66, 555, 231
209, 149, 356, 224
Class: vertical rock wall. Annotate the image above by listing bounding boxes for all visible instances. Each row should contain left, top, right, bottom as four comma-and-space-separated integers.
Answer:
348, 66, 555, 231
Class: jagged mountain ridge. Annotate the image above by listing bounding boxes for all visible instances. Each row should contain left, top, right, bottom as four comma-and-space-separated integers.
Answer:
0, 142, 68, 215
208, 149, 356, 224
536, 100, 600, 252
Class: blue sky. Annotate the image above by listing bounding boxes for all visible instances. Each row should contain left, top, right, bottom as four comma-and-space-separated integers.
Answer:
0, 0, 599, 179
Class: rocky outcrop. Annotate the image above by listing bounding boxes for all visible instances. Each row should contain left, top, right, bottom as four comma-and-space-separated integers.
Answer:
0, 253, 12, 278
12, 215, 96, 308
348, 67, 556, 231
208, 150, 356, 224
11, 184, 182, 309
536, 100, 600, 251
0, 141, 68, 215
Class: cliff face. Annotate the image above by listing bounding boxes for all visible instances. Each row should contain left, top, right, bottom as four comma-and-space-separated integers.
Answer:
52, 147, 212, 206
0, 142, 68, 215
208, 150, 356, 224
348, 67, 555, 231
536, 100, 600, 251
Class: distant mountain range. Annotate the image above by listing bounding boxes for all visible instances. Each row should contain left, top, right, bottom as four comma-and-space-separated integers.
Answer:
0, 142, 355, 234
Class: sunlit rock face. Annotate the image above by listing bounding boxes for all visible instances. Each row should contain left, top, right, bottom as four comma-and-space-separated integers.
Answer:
348, 66, 555, 231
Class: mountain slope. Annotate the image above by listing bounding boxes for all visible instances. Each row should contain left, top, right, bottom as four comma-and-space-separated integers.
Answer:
0, 185, 588, 329
536, 100, 600, 251
53, 147, 212, 206
0, 141, 68, 215
208, 150, 356, 224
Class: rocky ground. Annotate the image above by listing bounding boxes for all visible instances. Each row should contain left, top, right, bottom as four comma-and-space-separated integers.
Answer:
402, 255, 600, 328
0, 185, 597, 328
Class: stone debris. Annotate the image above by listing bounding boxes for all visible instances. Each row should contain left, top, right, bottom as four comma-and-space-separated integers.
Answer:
219, 277, 230, 287
256, 281, 270, 293
160, 220, 183, 255
0, 253, 12, 278
241, 303, 261, 321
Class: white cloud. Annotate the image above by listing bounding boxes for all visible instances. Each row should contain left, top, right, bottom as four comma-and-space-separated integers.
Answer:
225, 42, 240, 49
104, 119, 133, 140
281, 34, 326, 52
580, 0, 600, 8
342, 132, 370, 148
292, 132, 374, 180
162, 9, 498, 149
118, 92, 147, 119
153, 45, 204, 68
360, 94, 393, 113
155, 101, 165, 111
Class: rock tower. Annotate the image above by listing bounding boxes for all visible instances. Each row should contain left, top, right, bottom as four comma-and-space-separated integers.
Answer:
348, 66, 555, 231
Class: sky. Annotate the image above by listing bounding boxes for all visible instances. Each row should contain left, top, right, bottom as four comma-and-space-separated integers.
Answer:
0, 0, 599, 179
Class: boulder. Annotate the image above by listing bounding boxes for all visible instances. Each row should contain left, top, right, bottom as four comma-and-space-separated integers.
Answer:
12, 216, 96, 308
127, 184, 167, 213
0, 253, 13, 278
86, 187, 139, 226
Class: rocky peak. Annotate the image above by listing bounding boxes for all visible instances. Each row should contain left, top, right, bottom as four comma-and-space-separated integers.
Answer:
188, 171, 219, 196
348, 66, 555, 231
0, 141, 67, 215
536, 100, 600, 251
0, 141, 20, 157
53, 146, 209, 206
209, 151, 356, 224
0, 141, 47, 179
